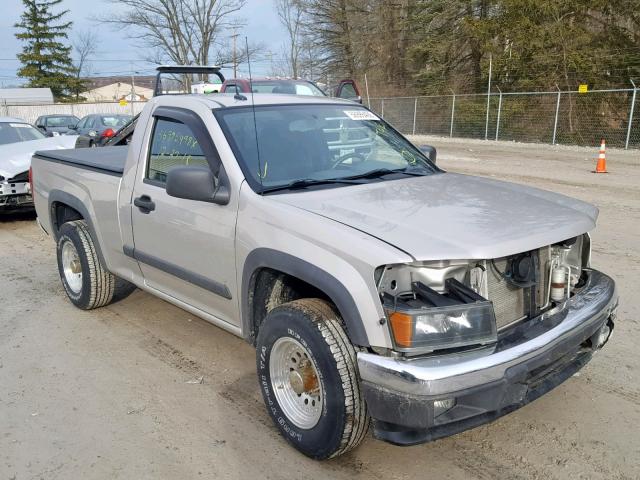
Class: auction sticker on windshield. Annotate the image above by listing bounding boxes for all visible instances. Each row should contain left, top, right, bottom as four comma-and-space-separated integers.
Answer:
343, 110, 379, 121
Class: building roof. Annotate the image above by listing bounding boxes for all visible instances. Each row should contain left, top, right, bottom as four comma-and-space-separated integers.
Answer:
0, 88, 54, 105
83, 75, 156, 91
80, 82, 154, 102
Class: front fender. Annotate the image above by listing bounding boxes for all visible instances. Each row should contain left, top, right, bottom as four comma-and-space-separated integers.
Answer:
242, 248, 370, 346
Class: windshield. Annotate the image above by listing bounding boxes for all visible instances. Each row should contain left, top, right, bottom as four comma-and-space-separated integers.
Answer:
215, 104, 437, 193
45, 116, 78, 127
101, 116, 131, 127
251, 81, 326, 96
0, 122, 46, 145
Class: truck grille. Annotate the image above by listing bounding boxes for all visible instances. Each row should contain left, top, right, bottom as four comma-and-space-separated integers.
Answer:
487, 248, 550, 330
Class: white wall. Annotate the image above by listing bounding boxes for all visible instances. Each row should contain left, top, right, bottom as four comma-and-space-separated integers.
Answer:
1, 101, 146, 124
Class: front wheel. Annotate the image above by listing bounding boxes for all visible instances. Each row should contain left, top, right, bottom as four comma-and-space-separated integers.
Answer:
256, 299, 369, 459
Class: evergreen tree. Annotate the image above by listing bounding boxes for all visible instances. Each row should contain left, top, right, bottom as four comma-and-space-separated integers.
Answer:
15, 0, 80, 100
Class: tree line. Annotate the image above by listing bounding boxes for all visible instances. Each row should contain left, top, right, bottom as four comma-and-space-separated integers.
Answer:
282, 0, 640, 95
14, 0, 640, 100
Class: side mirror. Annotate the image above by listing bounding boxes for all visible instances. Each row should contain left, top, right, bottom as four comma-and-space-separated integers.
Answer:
355, 95, 363, 104
166, 166, 230, 205
36, 124, 45, 129
419, 145, 437, 165
68, 124, 77, 129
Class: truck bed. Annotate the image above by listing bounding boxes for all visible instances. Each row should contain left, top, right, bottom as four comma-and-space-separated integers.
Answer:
34, 146, 128, 176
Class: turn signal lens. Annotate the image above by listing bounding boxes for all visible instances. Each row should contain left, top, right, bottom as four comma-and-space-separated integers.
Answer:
388, 311, 413, 348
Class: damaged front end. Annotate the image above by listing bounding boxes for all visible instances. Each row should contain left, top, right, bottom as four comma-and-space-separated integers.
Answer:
0, 171, 33, 212
360, 234, 617, 445
376, 235, 592, 356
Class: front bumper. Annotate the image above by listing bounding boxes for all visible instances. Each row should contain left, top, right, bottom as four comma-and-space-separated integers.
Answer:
357, 269, 617, 445
0, 181, 33, 212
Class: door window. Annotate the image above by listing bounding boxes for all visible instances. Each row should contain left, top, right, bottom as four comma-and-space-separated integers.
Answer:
339, 83, 358, 99
146, 117, 210, 184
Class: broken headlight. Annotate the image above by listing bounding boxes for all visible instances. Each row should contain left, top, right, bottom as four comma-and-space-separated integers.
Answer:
378, 262, 497, 353
385, 299, 497, 352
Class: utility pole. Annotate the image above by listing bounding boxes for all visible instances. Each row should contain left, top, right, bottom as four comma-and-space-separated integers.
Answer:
266, 51, 274, 76
130, 62, 137, 116
231, 30, 240, 78
484, 53, 492, 140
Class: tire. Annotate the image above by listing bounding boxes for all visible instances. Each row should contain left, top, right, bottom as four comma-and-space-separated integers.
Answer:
56, 220, 135, 309
256, 298, 369, 459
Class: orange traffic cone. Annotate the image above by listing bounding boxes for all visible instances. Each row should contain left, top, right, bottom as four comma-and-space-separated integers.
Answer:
593, 138, 608, 173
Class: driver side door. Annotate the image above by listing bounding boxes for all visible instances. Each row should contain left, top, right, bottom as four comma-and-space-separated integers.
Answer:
128, 107, 239, 329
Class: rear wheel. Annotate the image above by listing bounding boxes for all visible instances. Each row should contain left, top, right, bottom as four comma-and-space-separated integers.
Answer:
256, 298, 369, 459
56, 220, 135, 309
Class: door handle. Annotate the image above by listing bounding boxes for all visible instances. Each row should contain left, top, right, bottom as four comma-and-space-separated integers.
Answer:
134, 195, 155, 214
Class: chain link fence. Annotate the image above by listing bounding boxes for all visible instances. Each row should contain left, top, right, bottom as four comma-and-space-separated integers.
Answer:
369, 87, 639, 149
3, 90, 638, 149
1, 101, 146, 125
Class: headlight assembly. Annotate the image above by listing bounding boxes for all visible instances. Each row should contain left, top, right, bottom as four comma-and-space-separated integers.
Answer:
380, 268, 498, 353
386, 299, 497, 352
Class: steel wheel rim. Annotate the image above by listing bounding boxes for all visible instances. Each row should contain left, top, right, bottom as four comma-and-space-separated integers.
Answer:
61, 240, 82, 294
269, 337, 323, 429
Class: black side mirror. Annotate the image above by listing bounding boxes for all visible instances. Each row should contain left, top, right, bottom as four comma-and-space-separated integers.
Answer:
68, 124, 77, 129
355, 95, 363, 104
166, 166, 230, 205
419, 145, 437, 165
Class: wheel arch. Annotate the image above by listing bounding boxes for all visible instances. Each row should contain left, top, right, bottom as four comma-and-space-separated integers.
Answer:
48, 190, 108, 267
242, 248, 370, 348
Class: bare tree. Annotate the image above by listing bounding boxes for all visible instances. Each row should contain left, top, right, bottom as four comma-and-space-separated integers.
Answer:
99, 0, 246, 82
275, 0, 303, 77
213, 36, 265, 76
73, 29, 98, 99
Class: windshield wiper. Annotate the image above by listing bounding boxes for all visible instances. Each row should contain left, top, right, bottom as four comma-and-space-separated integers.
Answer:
342, 167, 429, 181
261, 177, 363, 194
261, 168, 430, 194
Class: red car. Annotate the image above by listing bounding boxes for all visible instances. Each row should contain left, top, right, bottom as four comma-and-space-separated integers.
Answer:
220, 78, 362, 102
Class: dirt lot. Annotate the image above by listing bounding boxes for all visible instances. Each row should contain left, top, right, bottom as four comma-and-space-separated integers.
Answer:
1, 138, 639, 479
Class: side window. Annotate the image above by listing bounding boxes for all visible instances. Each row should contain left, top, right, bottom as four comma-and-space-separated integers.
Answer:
146, 117, 209, 185
224, 83, 236, 93
339, 83, 357, 99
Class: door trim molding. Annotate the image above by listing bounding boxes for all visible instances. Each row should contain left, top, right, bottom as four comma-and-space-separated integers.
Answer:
123, 244, 232, 300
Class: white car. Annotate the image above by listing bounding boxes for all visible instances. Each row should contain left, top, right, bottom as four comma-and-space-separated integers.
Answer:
0, 117, 77, 212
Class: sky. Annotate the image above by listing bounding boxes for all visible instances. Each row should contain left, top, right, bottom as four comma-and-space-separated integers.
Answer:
0, 0, 287, 86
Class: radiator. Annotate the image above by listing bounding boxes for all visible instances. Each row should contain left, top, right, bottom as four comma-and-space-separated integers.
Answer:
486, 248, 550, 330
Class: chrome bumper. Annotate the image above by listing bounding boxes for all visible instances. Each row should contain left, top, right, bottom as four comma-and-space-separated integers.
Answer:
358, 270, 617, 397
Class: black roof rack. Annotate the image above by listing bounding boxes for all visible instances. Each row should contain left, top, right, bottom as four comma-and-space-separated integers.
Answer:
154, 65, 225, 96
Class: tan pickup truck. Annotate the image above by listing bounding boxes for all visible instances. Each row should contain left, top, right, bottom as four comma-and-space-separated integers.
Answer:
31, 93, 617, 459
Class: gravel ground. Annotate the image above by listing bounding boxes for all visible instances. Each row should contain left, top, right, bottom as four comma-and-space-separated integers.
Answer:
1, 138, 639, 479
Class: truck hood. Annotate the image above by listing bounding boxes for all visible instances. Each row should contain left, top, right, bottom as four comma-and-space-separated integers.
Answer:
0, 135, 77, 179
272, 173, 598, 260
